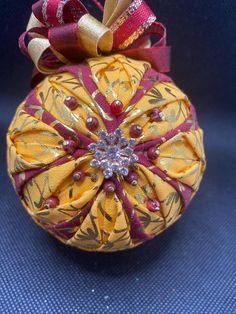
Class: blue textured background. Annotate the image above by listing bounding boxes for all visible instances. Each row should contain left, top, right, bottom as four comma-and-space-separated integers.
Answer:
0, 1, 235, 313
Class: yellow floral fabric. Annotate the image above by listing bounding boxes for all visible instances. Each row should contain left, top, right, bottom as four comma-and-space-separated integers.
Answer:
7, 54, 206, 252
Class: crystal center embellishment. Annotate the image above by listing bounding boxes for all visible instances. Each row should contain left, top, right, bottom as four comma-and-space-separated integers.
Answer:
88, 129, 139, 179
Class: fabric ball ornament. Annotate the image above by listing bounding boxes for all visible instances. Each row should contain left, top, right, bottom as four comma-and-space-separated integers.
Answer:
7, 55, 206, 252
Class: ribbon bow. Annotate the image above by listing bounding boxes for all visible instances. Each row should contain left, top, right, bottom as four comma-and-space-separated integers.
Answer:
20, 0, 170, 75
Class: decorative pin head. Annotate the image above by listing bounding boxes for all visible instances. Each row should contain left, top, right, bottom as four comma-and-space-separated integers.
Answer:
64, 96, 78, 110
111, 100, 123, 115
44, 196, 59, 209
86, 117, 99, 131
88, 128, 138, 179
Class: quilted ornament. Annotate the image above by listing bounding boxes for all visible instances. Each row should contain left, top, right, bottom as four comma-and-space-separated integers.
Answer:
7, 0, 206, 252
7, 55, 206, 251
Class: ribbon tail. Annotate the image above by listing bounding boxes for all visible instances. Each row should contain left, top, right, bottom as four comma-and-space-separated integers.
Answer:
122, 46, 171, 73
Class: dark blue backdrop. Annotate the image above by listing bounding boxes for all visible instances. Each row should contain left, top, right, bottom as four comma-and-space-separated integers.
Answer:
0, 1, 235, 313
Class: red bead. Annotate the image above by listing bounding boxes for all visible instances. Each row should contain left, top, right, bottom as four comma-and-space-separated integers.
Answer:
147, 147, 160, 160
103, 181, 116, 194
62, 139, 79, 154
125, 171, 138, 186
111, 100, 123, 115
73, 170, 85, 182
147, 199, 160, 212
45, 196, 59, 209
64, 96, 78, 110
86, 117, 99, 131
130, 124, 143, 138
149, 109, 165, 122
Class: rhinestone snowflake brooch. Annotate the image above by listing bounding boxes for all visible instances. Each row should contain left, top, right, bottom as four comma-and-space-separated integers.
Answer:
88, 128, 139, 179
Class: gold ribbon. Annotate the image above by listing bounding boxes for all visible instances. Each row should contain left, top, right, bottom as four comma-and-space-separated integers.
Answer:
77, 14, 113, 57
103, 0, 132, 26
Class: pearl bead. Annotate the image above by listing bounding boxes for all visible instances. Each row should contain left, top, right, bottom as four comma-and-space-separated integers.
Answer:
125, 171, 138, 186
147, 147, 160, 160
130, 124, 143, 138
111, 100, 123, 115
73, 170, 85, 182
62, 139, 79, 154
149, 109, 165, 122
103, 181, 116, 194
64, 96, 78, 110
147, 199, 160, 212
86, 117, 99, 131
45, 196, 59, 209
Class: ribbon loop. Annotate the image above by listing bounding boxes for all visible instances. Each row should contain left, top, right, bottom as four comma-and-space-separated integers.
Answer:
77, 14, 113, 57
49, 23, 83, 61
111, 0, 156, 50
20, 0, 171, 76
103, 0, 132, 26
33, 0, 88, 26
